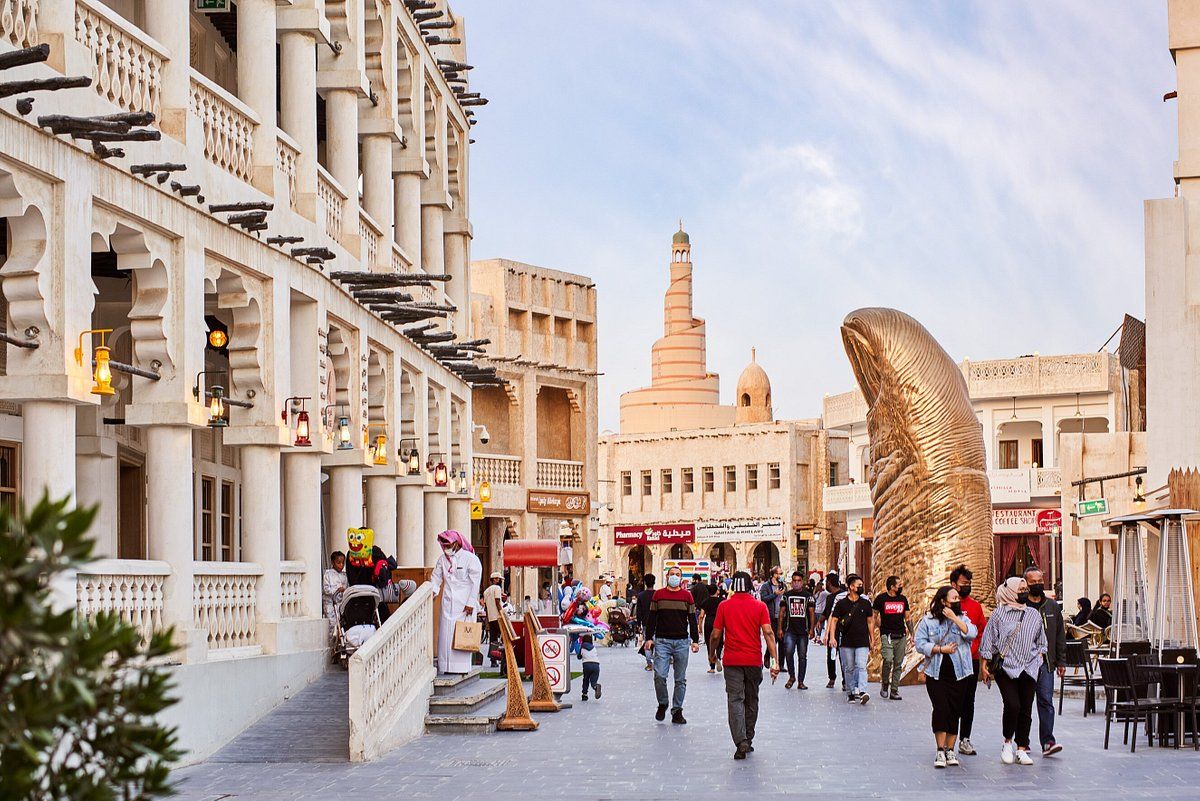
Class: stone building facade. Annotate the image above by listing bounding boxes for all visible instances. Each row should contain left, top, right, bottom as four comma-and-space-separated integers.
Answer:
469, 258, 599, 597
0, 0, 480, 761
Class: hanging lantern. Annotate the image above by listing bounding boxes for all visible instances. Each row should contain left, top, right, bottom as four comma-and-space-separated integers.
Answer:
434, 460, 449, 487
208, 386, 228, 427
294, 409, 312, 446
458, 469, 468, 494
208, 328, 228, 349
1133, 476, 1147, 512
479, 480, 492, 504
407, 447, 421, 475
337, 416, 353, 449
373, 434, 388, 466
91, 344, 114, 396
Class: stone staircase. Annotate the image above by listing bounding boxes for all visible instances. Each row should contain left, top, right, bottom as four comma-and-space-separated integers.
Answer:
424, 669, 507, 734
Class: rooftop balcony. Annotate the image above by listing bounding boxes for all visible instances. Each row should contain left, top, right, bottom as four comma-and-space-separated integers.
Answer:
963, 352, 1121, 400
822, 465, 1062, 515
822, 390, 869, 430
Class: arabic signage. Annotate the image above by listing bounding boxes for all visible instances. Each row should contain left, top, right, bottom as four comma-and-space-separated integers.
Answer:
614, 523, 695, 546
527, 489, 590, 516
695, 519, 785, 543
992, 508, 1063, 534
989, 469, 1032, 503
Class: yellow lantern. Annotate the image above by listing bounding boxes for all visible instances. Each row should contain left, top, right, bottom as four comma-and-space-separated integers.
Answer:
91, 345, 114, 396
479, 480, 492, 504
372, 434, 388, 466
208, 386, 228, 427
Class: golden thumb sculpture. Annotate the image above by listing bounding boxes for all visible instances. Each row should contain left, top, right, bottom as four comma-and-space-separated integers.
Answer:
841, 308, 995, 624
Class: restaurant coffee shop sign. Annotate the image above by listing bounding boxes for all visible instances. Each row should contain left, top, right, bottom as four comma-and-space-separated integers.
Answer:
614, 524, 696, 546
992, 508, 1064, 534
527, 489, 590, 516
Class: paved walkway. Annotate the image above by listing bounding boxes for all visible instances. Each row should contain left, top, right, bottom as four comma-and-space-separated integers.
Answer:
174, 642, 1200, 800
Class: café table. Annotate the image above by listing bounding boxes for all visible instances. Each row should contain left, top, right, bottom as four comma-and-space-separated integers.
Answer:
1149, 663, 1198, 749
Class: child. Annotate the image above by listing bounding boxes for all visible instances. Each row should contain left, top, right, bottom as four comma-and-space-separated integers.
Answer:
579, 634, 602, 701
322, 551, 348, 634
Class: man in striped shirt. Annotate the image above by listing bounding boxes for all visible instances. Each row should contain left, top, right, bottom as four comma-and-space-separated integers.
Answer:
645, 566, 700, 724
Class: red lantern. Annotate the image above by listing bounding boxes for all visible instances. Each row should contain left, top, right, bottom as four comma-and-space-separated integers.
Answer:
294, 409, 312, 446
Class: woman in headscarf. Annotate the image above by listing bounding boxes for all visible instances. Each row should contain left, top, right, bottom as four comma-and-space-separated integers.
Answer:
1071, 597, 1093, 628
430, 529, 483, 674
979, 576, 1047, 766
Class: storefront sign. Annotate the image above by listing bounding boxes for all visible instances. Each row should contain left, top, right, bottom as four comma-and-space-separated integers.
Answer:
613, 523, 695, 546
1076, 498, 1109, 518
527, 489, 590, 516
695, 519, 785, 543
992, 508, 1063, 534
989, 469, 1032, 503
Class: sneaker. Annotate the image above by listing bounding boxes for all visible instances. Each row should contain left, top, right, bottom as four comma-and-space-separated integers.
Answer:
716, 660, 723, 673
934, 749, 947, 769
1015, 749, 1034, 766
880, 686, 890, 699
944, 750, 960, 767
581, 695, 588, 701
1042, 741, 1062, 757
890, 688, 902, 701
1000, 741, 1015, 765
858, 692, 870, 705
826, 679, 835, 689
846, 693, 858, 703
671, 710, 687, 725
594, 683, 602, 700
655, 704, 667, 721
644, 663, 653, 671
734, 741, 750, 760
785, 677, 795, 689
708, 666, 716, 673
958, 738, 976, 756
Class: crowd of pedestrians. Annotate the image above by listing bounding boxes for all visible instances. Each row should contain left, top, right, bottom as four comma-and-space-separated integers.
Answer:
628, 562, 1071, 766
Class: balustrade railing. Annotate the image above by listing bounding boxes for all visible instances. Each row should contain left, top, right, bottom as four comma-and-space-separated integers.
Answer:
317, 165, 347, 246
348, 582, 434, 761
536, 458, 584, 490
276, 132, 300, 211
280, 561, 305, 619
75, 0, 164, 118
1035, 466, 1063, 494
190, 70, 256, 183
193, 562, 261, 653
964, 352, 1117, 398
359, 210, 383, 268
76, 559, 170, 643
823, 389, 868, 429
1, 0, 38, 48
473, 454, 522, 486
821, 482, 872, 512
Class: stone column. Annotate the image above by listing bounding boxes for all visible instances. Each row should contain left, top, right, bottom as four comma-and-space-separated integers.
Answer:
423, 488, 449, 566
328, 464, 363, 555
236, 0, 278, 192
240, 445, 282, 652
365, 475, 399, 557
326, 89, 360, 233
394, 170, 422, 266
279, 30, 319, 220
283, 451, 323, 618
143, 0, 191, 140
397, 479, 425, 566
361, 135, 395, 250
447, 496, 471, 541
420, 204, 445, 276
22, 401, 76, 504
145, 426, 198, 658
443, 228, 469, 334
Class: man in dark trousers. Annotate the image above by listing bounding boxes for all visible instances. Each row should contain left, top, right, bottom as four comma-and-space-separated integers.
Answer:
644, 566, 700, 723
634, 574, 656, 671
1024, 566, 1066, 757
710, 572, 779, 760
951, 564, 986, 756
690, 573, 711, 639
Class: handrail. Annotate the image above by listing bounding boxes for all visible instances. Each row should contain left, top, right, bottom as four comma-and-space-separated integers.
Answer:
78, 558, 171, 576
193, 560, 264, 576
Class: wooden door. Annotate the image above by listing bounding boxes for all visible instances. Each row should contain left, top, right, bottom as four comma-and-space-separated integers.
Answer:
117, 459, 146, 559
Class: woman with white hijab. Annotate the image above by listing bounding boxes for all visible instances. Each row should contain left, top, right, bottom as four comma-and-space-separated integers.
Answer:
431, 529, 483, 675
979, 576, 1047, 766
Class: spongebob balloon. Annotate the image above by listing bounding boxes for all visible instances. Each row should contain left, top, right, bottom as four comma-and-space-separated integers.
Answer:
346, 527, 375, 568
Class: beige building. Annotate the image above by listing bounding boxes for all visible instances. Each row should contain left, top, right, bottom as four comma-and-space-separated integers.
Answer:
469, 259, 599, 596
601, 229, 846, 584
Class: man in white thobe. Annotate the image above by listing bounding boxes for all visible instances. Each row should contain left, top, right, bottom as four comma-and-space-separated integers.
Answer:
431, 529, 483, 675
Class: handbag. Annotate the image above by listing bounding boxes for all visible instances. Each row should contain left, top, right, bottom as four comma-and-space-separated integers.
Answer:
452, 619, 482, 652
986, 608, 1026, 675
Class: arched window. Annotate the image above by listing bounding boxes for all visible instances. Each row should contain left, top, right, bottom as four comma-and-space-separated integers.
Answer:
741, 393, 751, 406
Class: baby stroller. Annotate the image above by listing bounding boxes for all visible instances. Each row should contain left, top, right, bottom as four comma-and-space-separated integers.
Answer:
607, 607, 635, 647
334, 585, 383, 667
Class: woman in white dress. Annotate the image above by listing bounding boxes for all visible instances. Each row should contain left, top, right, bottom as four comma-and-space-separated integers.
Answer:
430, 529, 483, 675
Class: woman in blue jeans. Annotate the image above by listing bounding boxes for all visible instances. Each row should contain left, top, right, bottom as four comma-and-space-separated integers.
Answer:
915, 585, 977, 768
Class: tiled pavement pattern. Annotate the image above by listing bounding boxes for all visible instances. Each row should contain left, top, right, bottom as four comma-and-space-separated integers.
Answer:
174, 643, 1200, 800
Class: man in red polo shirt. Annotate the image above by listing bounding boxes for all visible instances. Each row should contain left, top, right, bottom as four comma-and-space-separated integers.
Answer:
951, 564, 987, 757
710, 571, 780, 760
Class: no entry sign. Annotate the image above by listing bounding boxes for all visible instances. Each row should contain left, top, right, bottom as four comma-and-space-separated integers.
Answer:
537, 631, 570, 693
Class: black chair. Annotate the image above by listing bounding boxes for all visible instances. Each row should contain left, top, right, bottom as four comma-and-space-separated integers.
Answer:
1059, 638, 1097, 716
1097, 657, 1173, 751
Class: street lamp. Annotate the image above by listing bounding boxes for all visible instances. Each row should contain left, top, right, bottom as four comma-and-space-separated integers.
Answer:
479, 480, 492, 504
399, 438, 421, 475
366, 425, 388, 466
208, 386, 228, 428
281, 397, 312, 447
1133, 476, 1147, 512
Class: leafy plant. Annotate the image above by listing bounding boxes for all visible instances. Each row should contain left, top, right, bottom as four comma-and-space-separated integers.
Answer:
0, 494, 180, 800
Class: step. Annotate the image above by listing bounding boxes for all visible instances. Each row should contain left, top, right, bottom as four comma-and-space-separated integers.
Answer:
433, 669, 481, 696
424, 710, 504, 734
427, 679, 505, 714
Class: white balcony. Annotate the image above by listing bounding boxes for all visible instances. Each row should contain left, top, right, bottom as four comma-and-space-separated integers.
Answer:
473, 453, 522, 486
823, 390, 868, 429
963, 352, 1120, 400
536, 458, 584, 490
822, 482, 872, 512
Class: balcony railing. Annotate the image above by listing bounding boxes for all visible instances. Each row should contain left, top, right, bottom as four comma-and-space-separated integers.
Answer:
76, 559, 170, 643
280, 560, 305, 619
823, 390, 868, 429
276, 131, 301, 211
964, 353, 1118, 399
190, 70, 257, 183
359, 209, 383, 268
317, 164, 347, 246
1034, 466, 1062, 495
822, 482, 872, 512
193, 561, 261, 654
1, 0, 38, 48
536, 458, 584, 490
474, 454, 521, 486
75, 0, 165, 118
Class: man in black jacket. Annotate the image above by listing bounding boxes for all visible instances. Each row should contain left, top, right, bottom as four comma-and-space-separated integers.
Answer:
635, 574, 656, 670
1024, 567, 1066, 757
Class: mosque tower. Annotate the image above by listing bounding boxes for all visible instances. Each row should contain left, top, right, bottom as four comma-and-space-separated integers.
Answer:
619, 225, 735, 434
735, 348, 773, 424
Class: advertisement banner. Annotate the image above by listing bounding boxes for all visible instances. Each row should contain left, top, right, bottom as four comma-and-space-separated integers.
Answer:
695, 519, 785, 543
992, 508, 1063, 534
613, 523, 695, 546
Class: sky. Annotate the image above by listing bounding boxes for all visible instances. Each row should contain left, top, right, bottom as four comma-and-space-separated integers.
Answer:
452, 1, 1176, 432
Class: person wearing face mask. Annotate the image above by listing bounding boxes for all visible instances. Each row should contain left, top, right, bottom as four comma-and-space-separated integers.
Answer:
1023, 566, 1066, 758
827, 573, 875, 704
979, 577, 1047, 766
430, 530, 483, 675
872, 575, 910, 701
950, 564, 986, 757
915, 585, 978, 768
644, 566, 700, 724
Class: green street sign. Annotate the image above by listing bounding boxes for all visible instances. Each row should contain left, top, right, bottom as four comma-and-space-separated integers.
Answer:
1076, 498, 1109, 518
194, 0, 231, 11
